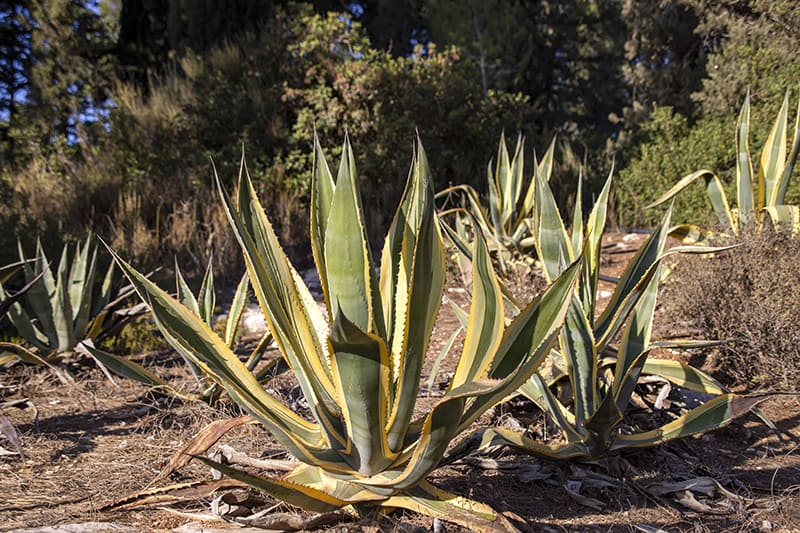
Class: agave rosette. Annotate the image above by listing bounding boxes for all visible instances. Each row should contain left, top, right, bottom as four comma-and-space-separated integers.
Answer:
648, 88, 800, 240
467, 165, 769, 459
110, 134, 581, 530
438, 133, 556, 275
0, 237, 133, 366
84, 259, 275, 403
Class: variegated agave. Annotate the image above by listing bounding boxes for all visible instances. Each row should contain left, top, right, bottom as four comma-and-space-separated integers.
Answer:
84, 258, 275, 404
647, 88, 800, 241
109, 135, 581, 531
438, 133, 555, 276
466, 166, 771, 459
0, 238, 136, 367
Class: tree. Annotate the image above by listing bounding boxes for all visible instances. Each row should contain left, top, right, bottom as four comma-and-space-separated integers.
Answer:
115, 0, 283, 88
0, 1, 32, 165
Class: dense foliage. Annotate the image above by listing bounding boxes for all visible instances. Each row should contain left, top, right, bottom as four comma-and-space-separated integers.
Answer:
2, 0, 800, 265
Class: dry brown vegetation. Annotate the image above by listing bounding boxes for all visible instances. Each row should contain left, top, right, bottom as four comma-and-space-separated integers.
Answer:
661, 227, 800, 389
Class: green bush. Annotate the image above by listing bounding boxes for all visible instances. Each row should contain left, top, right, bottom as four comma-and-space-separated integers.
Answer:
616, 101, 800, 229
614, 106, 729, 228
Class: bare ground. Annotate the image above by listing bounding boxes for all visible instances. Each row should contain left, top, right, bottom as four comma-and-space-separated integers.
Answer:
1, 233, 799, 532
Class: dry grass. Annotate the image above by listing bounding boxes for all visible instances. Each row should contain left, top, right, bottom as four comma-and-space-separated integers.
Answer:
661, 227, 800, 389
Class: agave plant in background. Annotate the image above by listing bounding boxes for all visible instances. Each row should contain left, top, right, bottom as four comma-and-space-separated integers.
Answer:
84, 258, 276, 404
647, 88, 800, 241
461, 167, 771, 460
109, 134, 581, 531
0, 238, 139, 367
437, 132, 555, 276
0, 260, 42, 320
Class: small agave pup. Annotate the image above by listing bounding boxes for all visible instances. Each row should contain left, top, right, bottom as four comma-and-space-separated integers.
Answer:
110, 134, 581, 531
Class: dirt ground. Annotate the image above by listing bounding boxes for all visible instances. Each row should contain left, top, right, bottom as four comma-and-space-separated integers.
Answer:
1, 232, 799, 532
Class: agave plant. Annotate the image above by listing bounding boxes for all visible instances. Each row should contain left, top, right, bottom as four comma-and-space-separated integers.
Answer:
84, 258, 276, 403
647, 88, 800, 241
109, 134, 581, 531
0, 238, 137, 366
462, 167, 770, 460
437, 133, 555, 275
0, 260, 41, 320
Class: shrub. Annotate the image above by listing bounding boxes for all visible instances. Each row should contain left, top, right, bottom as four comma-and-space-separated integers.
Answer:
661, 227, 800, 388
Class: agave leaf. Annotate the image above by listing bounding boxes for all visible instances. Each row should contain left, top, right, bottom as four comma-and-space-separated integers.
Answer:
224, 271, 250, 348
197, 257, 216, 327
426, 325, 463, 393
594, 208, 670, 347
509, 134, 526, 226
667, 224, 712, 244
736, 92, 754, 221
495, 132, 514, 227
384, 141, 446, 452
463, 426, 590, 460
72, 242, 97, 342
646, 170, 734, 231
0, 341, 51, 366
196, 457, 350, 513
560, 297, 597, 431
172, 261, 208, 384
534, 158, 572, 282
579, 172, 612, 320
486, 161, 504, 240
438, 216, 523, 314
175, 260, 200, 317
450, 228, 504, 388
436, 186, 497, 246
78, 341, 200, 400
611, 266, 660, 405
458, 258, 581, 431
94, 256, 117, 315
325, 135, 383, 336
20, 242, 58, 348
52, 247, 76, 352
520, 137, 556, 217
764, 205, 800, 232
382, 480, 511, 533
571, 173, 584, 258
310, 133, 336, 313
68, 238, 90, 323
445, 295, 470, 329
0, 270, 43, 319
328, 308, 394, 476
108, 246, 350, 470
610, 394, 771, 450
217, 161, 343, 447
0, 259, 30, 284
761, 91, 789, 207
0, 281, 49, 350
518, 374, 581, 442
776, 87, 800, 204
642, 358, 726, 395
